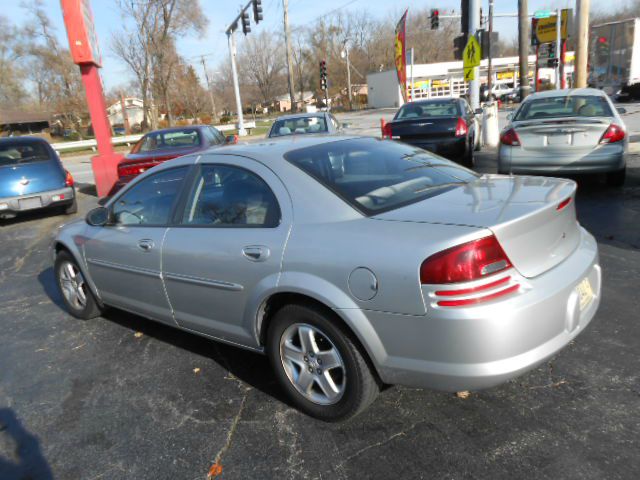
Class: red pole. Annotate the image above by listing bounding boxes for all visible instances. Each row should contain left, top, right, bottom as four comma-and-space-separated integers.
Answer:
80, 64, 122, 197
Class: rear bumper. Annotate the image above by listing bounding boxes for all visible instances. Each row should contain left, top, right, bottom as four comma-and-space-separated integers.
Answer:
0, 187, 74, 215
363, 227, 600, 391
498, 142, 626, 174
402, 137, 467, 161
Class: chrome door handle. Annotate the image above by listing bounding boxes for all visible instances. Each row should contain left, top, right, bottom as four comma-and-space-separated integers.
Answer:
138, 239, 154, 251
242, 246, 270, 262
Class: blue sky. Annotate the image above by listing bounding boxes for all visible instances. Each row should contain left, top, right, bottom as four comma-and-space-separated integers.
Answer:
3, 0, 618, 91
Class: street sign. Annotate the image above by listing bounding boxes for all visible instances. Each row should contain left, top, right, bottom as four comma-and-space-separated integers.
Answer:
464, 67, 475, 82
532, 9, 571, 45
463, 35, 481, 69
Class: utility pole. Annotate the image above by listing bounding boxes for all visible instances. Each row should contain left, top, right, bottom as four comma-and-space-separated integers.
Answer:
200, 56, 218, 123
227, 30, 246, 136
468, 0, 480, 109
343, 40, 352, 110
555, 8, 562, 89
487, 0, 494, 95
575, 0, 590, 88
120, 92, 130, 135
518, 0, 530, 100
283, 0, 297, 112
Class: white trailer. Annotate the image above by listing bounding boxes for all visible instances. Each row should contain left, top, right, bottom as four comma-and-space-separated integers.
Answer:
589, 18, 640, 100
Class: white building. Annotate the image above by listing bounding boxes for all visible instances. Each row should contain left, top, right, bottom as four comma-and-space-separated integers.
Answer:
107, 97, 145, 128
367, 53, 575, 108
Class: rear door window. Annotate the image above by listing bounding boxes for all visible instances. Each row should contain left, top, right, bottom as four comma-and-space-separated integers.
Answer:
271, 117, 328, 136
285, 138, 478, 215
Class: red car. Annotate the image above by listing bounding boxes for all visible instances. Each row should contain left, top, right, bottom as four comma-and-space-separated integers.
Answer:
115, 125, 234, 192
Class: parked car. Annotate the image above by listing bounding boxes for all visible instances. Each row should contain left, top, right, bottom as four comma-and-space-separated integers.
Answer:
116, 125, 231, 191
382, 98, 481, 167
0, 137, 76, 220
113, 126, 126, 136
498, 88, 628, 186
267, 112, 345, 138
53, 136, 601, 421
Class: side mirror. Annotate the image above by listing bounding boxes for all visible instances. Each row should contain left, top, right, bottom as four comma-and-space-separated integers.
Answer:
86, 206, 110, 227
341, 122, 351, 129
506, 112, 514, 121
226, 134, 238, 144
617, 107, 627, 115
474, 108, 483, 115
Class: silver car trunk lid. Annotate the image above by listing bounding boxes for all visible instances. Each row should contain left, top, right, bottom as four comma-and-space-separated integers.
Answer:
372, 175, 580, 278
513, 118, 610, 152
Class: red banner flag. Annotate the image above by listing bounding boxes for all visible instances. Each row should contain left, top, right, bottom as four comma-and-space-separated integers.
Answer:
394, 9, 408, 102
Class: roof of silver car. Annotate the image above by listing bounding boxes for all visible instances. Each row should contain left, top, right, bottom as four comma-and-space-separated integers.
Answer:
524, 87, 607, 101
199, 134, 364, 160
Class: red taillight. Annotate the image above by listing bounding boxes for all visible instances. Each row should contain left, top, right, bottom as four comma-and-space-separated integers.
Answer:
500, 128, 520, 146
65, 170, 74, 187
556, 197, 572, 211
381, 122, 393, 139
420, 235, 512, 285
455, 117, 468, 137
117, 161, 160, 178
599, 123, 625, 144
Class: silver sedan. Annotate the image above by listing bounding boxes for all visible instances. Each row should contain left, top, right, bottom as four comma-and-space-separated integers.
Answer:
52, 136, 601, 421
498, 88, 628, 186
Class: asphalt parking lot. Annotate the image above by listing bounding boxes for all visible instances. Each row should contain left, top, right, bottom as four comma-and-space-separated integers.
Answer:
2, 130, 640, 479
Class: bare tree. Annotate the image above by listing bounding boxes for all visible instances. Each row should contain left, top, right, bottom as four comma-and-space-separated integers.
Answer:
239, 31, 286, 105
23, 0, 86, 135
112, 0, 207, 129
0, 16, 29, 107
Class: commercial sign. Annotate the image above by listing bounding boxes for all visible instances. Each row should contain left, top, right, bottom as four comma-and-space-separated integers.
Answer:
60, 0, 102, 67
531, 9, 570, 45
394, 10, 408, 102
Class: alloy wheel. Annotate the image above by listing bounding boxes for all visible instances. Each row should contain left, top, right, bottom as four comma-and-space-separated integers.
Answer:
279, 323, 346, 405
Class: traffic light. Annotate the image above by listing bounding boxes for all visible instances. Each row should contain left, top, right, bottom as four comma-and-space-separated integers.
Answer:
453, 34, 467, 60
479, 30, 500, 59
241, 11, 251, 35
461, 0, 468, 32
430, 9, 439, 30
319, 60, 327, 90
252, 0, 263, 23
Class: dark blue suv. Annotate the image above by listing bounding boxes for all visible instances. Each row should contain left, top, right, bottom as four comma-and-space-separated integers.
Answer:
0, 137, 76, 220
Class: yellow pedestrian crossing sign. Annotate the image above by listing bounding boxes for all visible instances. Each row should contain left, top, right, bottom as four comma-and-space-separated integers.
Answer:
463, 35, 481, 69
464, 67, 475, 81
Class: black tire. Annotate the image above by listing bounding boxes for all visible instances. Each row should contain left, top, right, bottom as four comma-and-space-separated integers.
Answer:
464, 141, 475, 168
55, 250, 102, 319
64, 196, 78, 215
267, 303, 379, 422
606, 168, 626, 187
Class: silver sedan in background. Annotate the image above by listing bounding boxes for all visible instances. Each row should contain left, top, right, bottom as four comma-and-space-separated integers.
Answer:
498, 88, 628, 186
52, 136, 601, 421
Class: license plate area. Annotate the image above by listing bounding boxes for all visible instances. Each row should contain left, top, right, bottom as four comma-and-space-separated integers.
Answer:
547, 134, 571, 146
576, 277, 594, 311
18, 196, 42, 210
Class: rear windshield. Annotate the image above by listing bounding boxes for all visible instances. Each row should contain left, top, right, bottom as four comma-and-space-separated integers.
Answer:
395, 101, 461, 120
514, 95, 613, 121
0, 141, 52, 166
132, 129, 201, 153
271, 116, 328, 137
284, 138, 479, 215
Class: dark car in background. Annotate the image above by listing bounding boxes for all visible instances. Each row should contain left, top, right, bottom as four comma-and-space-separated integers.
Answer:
382, 98, 481, 167
268, 112, 345, 138
116, 125, 230, 190
0, 137, 76, 219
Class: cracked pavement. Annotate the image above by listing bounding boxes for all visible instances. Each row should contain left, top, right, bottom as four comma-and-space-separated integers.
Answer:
1, 141, 640, 480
